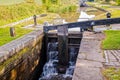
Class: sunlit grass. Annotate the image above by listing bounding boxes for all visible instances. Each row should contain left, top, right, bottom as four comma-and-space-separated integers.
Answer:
103, 67, 120, 80
0, 0, 24, 5
0, 0, 78, 46
0, 27, 32, 46
102, 30, 120, 50
0, 2, 45, 26
0, 0, 42, 5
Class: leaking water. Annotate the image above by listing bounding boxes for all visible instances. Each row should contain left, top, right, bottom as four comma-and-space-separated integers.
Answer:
39, 42, 78, 80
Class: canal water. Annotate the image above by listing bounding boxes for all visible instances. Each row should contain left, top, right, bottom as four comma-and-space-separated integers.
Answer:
60, 6, 105, 23
39, 42, 78, 80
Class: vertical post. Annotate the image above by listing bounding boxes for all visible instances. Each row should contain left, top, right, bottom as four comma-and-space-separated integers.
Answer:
33, 15, 37, 26
106, 12, 111, 19
10, 27, 15, 37
80, 27, 84, 32
106, 12, 111, 29
43, 22, 49, 61
57, 25, 68, 73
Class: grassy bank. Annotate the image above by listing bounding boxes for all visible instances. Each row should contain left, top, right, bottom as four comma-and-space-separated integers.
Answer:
0, 0, 42, 5
103, 67, 120, 80
0, 0, 78, 46
0, 2, 44, 46
0, 27, 31, 46
102, 30, 120, 50
0, 2, 45, 26
0, 0, 24, 5
87, 2, 120, 20
0, 0, 78, 26
0, 8, 51, 46
95, 8, 120, 20
87, 2, 120, 50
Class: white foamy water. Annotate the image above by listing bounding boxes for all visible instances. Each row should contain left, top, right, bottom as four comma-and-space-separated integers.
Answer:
77, 11, 95, 22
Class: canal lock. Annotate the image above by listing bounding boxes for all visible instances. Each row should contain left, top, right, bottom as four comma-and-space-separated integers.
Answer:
38, 31, 82, 80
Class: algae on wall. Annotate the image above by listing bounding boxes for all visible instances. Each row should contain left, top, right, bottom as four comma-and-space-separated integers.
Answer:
0, 33, 43, 80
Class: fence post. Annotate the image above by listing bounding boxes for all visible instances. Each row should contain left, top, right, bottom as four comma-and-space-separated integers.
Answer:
106, 12, 111, 29
106, 12, 111, 18
10, 27, 15, 37
33, 15, 37, 26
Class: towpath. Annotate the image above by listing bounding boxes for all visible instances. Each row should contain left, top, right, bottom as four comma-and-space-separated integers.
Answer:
73, 32, 105, 80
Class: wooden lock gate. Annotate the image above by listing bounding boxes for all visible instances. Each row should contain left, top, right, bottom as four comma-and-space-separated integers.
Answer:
43, 17, 120, 72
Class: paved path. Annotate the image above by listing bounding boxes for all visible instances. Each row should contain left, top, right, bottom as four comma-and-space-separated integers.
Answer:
104, 50, 120, 67
73, 32, 105, 80
94, 24, 120, 32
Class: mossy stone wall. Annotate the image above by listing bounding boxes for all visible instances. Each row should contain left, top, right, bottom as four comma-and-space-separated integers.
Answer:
0, 30, 43, 80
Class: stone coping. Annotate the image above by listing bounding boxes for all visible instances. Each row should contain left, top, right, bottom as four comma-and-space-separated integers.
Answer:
0, 30, 43, 63
73, 32, 105, 80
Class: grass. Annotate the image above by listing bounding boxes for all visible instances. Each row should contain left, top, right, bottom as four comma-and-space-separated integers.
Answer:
95, 8, 120, 20
87, 2, 120, 50
102, 30, 120, 50
0, 0, 78, 46
0, 0, 24, 5
0, 0, 42, 5
87, 2, 120, 20
103, 67, 120, 80
0, 2, 45, 26
0, 27, 32, 46
0, 2, 43, 46
59, 12, 79, 22
0, 0, 78, 26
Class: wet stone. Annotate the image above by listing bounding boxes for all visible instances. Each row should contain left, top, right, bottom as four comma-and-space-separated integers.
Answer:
40, 75, 72, 80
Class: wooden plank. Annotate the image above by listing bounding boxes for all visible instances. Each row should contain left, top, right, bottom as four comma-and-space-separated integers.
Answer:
58, 25, 69, 69
44, 17, 120, 32
47, 32, 82, 38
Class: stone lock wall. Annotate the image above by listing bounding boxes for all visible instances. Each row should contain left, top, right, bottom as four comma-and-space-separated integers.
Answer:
0, 30, 44, 80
